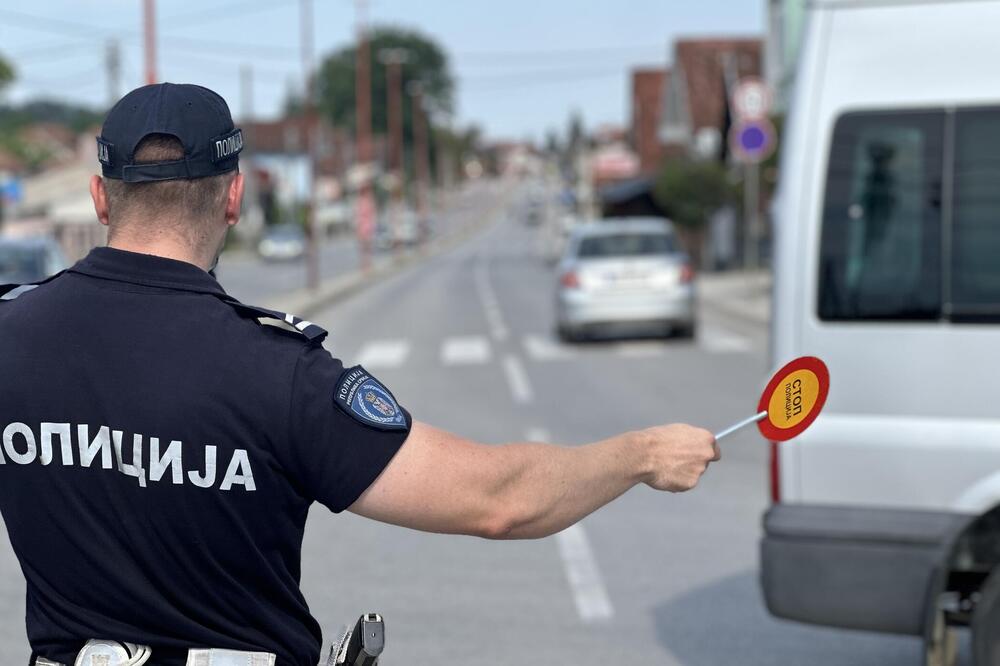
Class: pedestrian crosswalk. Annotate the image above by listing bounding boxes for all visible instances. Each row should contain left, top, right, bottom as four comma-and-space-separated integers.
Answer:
441, 336, 493, 365
355, 339, 411, 369
348, 324, 757, 371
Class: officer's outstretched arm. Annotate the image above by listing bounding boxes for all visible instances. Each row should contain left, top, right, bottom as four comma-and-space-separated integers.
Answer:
348, 421, 718, 540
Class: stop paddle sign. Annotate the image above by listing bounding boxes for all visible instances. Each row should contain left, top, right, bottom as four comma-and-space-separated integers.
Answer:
715, 356, 830, 442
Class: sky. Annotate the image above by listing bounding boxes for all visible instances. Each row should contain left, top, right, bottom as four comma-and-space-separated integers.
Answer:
0, 0, 763, 141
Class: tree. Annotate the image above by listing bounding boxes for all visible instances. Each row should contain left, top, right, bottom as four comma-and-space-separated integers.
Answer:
313, 26, 452, 146
0, 54, 15, 95
653, 159, 731, 231
653, 159, 733, 265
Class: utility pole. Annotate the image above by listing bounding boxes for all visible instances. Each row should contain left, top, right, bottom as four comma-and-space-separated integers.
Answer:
378, 48, 408, 248
435, 113, 452, 214
409, 82, 429, 221
300, 0, 320, 290
143, 0, 157, 85
355, 0, 374, 271
105, 39, 121, 107
240, 64, 259, 235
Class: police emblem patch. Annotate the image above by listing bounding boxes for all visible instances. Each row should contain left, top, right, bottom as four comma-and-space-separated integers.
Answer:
334, 366, 408, 430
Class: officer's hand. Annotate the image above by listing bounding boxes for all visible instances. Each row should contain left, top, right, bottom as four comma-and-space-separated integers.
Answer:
639, 424, 719, 493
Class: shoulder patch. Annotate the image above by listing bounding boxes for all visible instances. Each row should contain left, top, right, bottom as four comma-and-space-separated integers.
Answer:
333, 365, 408, 430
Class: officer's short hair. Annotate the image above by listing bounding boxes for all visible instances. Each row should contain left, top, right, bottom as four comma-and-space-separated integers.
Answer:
103, 134, 235, 232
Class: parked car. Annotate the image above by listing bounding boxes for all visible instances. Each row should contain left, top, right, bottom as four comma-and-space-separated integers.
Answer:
762, 1, 1000, 662
257, 224, 305, 262
555, 218, 694, 341
0, 236, 67, 284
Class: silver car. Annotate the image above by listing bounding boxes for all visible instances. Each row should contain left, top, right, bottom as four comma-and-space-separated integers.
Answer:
555, 218, 695, 340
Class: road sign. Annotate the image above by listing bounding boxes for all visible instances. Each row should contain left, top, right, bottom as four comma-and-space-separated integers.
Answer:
731, 78, 771, 120
729, 118, 776, 164
715, 356, 830, 442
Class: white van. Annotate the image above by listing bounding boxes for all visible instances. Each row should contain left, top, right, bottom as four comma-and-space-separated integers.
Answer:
762, 1, 1000, 663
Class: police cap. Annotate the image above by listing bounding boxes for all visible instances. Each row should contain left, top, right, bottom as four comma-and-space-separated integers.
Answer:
97, 82, 243, 183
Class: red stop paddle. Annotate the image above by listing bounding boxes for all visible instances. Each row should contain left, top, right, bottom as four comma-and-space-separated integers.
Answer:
714, 356, 830, 442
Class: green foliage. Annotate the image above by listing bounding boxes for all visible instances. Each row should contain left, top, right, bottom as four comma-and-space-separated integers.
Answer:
313, 26, 453, 143
0, 54, 14, 92
0, 100, 103, 134
653, 159, 733, 230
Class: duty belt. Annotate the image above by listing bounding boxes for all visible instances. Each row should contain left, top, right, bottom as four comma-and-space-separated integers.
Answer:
33, 640, 276, 666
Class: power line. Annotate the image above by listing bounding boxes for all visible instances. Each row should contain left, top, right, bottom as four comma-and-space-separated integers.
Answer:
162, 0, 298, 28
461, 69, 623, 94
7, 42, 95, 62
454, 44, 665, 61
0, 8, 299, 60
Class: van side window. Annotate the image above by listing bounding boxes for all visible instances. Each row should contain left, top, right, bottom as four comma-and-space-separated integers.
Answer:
952, 108, 1000, 320
818, 112, 944, 321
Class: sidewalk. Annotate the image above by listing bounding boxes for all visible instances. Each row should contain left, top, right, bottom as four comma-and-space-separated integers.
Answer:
697, 269, 771, 325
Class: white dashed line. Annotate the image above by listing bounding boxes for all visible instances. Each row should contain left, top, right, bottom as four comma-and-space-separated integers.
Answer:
699, 325, 752, 353
525, 426, 551, 443
526, 429, 615, 623
555, 524, 616, 622
474, 257, 509, 342
523, 334, 576, 362
614, 343, 667, 358
502, 355, 534, 404
355, 340, 411, 369
441, 336, 492, 365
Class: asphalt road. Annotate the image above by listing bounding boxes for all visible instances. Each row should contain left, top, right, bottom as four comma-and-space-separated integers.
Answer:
290, 213, 926, 664
0, 184, 933, 664
215, 181, 501, 305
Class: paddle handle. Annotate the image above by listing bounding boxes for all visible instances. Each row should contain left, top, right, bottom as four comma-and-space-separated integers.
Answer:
715, 410, 768, 441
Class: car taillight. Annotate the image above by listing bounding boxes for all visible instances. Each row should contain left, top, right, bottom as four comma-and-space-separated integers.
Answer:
560, 271, 580, 289
769, 440, 781, 504
680, 264, 694, 284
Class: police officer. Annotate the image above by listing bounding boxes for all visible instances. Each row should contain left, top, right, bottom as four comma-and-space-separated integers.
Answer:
0, 84, 718, 666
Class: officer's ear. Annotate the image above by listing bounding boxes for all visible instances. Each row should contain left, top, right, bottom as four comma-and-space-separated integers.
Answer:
225, 173, 245, 228
90, 175, 111, 227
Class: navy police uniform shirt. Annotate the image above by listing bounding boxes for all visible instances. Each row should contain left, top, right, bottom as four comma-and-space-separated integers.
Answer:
0, 247, 412, 666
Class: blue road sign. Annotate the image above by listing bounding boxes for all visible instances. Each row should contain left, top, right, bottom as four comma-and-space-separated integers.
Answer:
0, 178, 23, 204
729, 118, 776, 164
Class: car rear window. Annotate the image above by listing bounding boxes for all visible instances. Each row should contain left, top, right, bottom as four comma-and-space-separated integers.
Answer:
576, 233, 675, 258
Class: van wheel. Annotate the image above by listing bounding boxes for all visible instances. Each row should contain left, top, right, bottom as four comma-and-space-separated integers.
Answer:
973, 568, 1000, 665
925, 597, 959, 666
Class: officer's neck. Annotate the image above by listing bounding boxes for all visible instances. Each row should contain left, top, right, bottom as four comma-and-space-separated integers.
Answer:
107, 237, 216, 273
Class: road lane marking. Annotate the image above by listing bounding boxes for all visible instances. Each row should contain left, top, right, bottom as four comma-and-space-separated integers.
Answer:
523, 334, 576, 362
556, 524, 616, 622
614, 342, 667, 358
527, 427, 615, 623
441, 336, 492, 365
699, 325, 751, 353
474, 256, 509, 341
525, 426, 551, 443
355, 340, 411, 369
502, 355, 534, 404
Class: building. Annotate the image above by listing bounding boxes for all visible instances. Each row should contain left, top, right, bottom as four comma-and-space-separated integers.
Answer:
630, 68, 669, 173
659, 37, 763, 161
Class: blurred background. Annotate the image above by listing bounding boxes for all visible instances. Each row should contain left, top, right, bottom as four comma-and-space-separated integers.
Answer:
2, 1, 999, 665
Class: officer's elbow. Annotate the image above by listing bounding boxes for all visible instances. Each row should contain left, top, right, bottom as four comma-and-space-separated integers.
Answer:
476, 502, 545, 540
